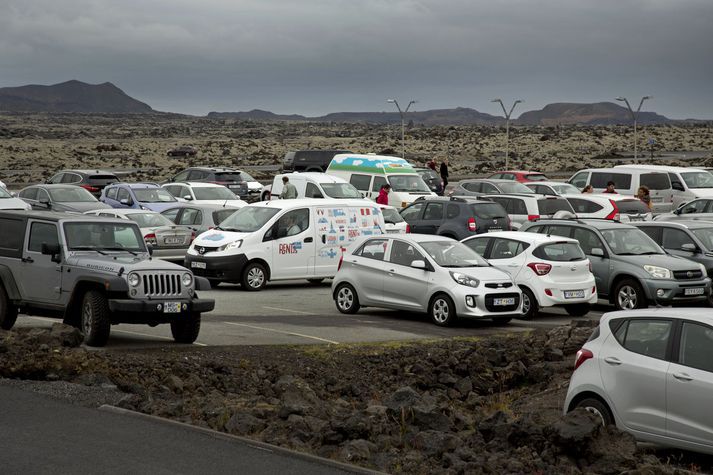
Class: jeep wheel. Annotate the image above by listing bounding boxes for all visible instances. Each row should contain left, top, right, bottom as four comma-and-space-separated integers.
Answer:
242, 262, 268, 291
0, 285, 18, 330
81, 290, 111, 347
171, 313, 201, 344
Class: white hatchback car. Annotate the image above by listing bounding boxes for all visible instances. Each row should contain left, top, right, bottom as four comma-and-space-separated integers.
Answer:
378, 204, 408, 233
565, 309, 713, 455
563, 194, 652, 223
462, 231, 596, 319
162, 182, 245, 208
332, 234, 522, 326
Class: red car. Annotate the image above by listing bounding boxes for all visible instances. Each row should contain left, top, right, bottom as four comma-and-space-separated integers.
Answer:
488, 170, 548, 183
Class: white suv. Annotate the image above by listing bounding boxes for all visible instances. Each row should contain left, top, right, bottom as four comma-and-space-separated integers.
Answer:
462, 231, 596, 319
483, 194, 574, 230
162, 182, 245, 208
563, 194, 652, 222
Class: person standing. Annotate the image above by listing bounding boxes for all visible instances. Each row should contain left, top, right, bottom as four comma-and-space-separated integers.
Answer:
376, 184, 391, 205
637, 186, 652, 210
440, 158, 449, 189
427, 159, 437, 171
280, 176, 298, 199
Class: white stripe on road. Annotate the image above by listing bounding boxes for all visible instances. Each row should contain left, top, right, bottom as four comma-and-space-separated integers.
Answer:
261, 306, 314, 315
223, 322, 339, 345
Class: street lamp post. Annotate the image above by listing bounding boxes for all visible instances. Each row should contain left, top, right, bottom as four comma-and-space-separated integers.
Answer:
387, 99, 417, 158
615, 96, 653, 161
491, 98, 523, 169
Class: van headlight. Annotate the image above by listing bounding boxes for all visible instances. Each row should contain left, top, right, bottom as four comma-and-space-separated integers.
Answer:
219, 239, 243, 251
450, 272, 480, 288
643, 265, 671, 279
128, 272, 140, 287
181, 273, 193, 287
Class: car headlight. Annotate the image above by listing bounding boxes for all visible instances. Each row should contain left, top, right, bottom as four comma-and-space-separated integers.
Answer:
643, 265, 671, 279
181, 273, 193, 287
450, 271, 480, 288
219, 239, 243, 251
128, 272, 140, 287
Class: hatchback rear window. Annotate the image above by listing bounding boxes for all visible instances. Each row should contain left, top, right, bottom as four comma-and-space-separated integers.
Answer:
470, 203, 507, 219
532, 242, 585, 261
640, 173, 671, 190
591, 173, 631, 189
538, 198, 573, 215
616, 199, 650, 214
88, 174, 119, 185
526, 174, 547, 181
214, 172, 244, 182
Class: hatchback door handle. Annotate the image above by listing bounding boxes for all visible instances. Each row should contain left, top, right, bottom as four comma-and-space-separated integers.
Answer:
673, 373, 693, 382
604, 357, 622, 366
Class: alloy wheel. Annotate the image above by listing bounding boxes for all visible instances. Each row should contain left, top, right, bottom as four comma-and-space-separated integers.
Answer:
617, 285, 637, 309
432, 298, 449, 324
247, 267, 265, 289
337, 287, 354, 311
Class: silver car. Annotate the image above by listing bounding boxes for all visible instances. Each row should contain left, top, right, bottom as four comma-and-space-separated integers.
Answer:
331, 234, 522, 326
565, 309, 713, 455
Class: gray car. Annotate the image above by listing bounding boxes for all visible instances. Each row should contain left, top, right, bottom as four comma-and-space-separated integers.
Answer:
160, 203, 241, 235
521, 218, 711, 310
654, 198, 713, 222
19, 184, 111, 213
447, 179, 534, 197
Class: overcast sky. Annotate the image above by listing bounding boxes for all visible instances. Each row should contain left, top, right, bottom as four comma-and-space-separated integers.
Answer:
0, 0, 711, 118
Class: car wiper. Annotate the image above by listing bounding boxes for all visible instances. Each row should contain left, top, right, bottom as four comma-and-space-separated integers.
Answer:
71, 246, 107, 255
101, 247, 138, 255
219, 227, 242, 232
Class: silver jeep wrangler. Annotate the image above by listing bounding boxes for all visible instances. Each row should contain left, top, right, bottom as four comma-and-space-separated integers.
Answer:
0, 211, 215, 346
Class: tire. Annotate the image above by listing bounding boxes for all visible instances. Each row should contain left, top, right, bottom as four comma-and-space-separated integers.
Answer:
208, 279, 221, 289
0, 284, 18, 330
520, 287, 538, 320
429, 294, 457, 327
613, 279, 646, 310
565, 303, 591, 317
335, 283, 360, 314
171, 313, 201, 344
573, 397, 614, 427
241, 262, 268, 291
307, 278, 324, 285
81, 290, 111, 347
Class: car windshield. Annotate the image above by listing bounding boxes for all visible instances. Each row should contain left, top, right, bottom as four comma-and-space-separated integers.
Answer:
127, 213, 174, 228
551, 183, 580, 195
218, 206, 280, 232
691, 228, 713, 250
419, 241, 489, 268
0, 187, 12, 198
527, 174, 548, 181
321, 183, 361, 198
213, 209, 239, 224
600, 228, 663, 255
388, 175, 431, 193
499, 182, 534, 194
681, 171, 713, 189
133, 188, 177, 203
48, 187, 97, 202
381, 208, 404, 224
215, 171, 257, 183
193, 187, 237, 200
64, 222, 146, 252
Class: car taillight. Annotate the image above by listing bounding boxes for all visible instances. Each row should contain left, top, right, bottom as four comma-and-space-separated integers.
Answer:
574, 348, 594, 370
144, 233, 157, 245
527, 262, 552, 275
337, 247, 345, 271
81, 184, 99, 192
592, 285, 596, 294
406, 224, 411, 233
527, 214, 540, 221
468, 217, 477, 232
605, 200, 619, 220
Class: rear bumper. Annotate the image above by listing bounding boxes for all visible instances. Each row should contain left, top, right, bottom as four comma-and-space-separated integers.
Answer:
184, 253, 249, 282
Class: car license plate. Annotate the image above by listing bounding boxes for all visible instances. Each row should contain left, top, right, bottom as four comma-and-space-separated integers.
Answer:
163, 302, 181, 313
493, 297, 515, 306
164, 237, 183, 244
564, 290, 586, 299
487, 228, 502, 233
191, 261, 207, 269
652, 197, 662, 202
685, 287, 705, 296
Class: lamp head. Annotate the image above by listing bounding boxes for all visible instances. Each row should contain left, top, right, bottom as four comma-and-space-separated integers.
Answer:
387, 99, 396, 103
643, 95, 652, 100
615, 96, 626, 101
491, 98, 502, 103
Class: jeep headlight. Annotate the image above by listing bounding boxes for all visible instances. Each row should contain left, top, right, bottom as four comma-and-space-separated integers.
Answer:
182, 272, 193, 287
219, 239, 243, 252
128, 272, 140, 287
450, 271, 480, 288
643, 265, 671, 279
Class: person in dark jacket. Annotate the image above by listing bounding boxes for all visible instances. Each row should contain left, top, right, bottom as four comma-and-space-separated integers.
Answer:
603, 181, 617, 194
427, 159, 437, 171
440, 159, 449, 188
376, 184, 391, 205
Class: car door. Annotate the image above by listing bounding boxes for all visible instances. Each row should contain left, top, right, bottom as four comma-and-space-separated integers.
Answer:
381, 239, 430, 310
572, 227, 610, 295
269, 208, 314, 279
678, 199, 710, 215
347, 238, 389, 305
666, 320, 713, 448
19, 187, 39, 209
116, 187, 132, 208
599, 318, 672, 437
418, 202, 444, 235
486, 238, 528, 278
18, 220, 62, 303
177, 208, 203, 231
661, 228, 698, 259
399, 202, 425, 231
349, 174, 372, 199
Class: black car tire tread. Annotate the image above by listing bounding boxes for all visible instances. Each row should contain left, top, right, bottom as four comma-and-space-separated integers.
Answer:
0, 284, 18, 330
82, 290, 111, 347
171, 313, 201, 344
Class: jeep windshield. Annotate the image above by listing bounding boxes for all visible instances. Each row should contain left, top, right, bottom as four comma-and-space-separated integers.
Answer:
216, 207, 280, 232
133, 188, 176, 203
193, 187, 238, 200
321, 183, 361, 198
420, 241, 489, 267
49, 188, 97, 202
600, 228, 663, 256
64, 222, 147, 252
388, 175, 431, 193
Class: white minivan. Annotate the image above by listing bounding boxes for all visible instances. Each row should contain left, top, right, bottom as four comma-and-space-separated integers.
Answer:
613, 164, 713, 208
326, 154, 435, 208
263, 172, 362, 201
185, 199, 386, 290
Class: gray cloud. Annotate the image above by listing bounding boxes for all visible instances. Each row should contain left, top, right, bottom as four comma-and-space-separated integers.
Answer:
0, 0, 711, 118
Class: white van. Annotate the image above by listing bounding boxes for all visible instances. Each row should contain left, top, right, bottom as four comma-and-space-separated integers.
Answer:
613, 164, 713, 208
264, 172, 362, 200
185, 199, 386, 290
326, 154, 435, 208
567, 167, 673, 213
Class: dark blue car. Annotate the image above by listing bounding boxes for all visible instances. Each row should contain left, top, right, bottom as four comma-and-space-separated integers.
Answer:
100, 183, 178, 212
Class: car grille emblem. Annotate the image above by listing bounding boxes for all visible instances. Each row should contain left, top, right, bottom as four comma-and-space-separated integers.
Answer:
687, 271, 693, 278
198, 247, 205, 255
570, 266, 577, 271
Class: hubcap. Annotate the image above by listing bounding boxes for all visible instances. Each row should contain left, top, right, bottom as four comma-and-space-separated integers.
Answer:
617, 285, 637, 310
584, 406, 606, 426
337, 287, 354, 310
247, 267, 265, 288
432, 299, 449, 323
82, 301, 93, 334
522, 293, 531, 314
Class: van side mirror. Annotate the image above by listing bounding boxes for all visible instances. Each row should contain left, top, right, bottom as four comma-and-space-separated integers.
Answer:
672, 182, 685, 191
681, 243, 698, 253
410, 260, 427, 270
41, 242, 61, 263
591, 248, 605, 257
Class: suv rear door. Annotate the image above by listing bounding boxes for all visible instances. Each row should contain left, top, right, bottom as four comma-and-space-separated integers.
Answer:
417, 202, 445, 235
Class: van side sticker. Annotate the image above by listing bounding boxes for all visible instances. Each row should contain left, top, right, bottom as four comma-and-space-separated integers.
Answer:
279, 242, 302, 254
203, 233, 225, 241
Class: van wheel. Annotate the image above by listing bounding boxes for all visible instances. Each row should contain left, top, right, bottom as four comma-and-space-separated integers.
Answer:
0, 285, 18, 330
573, 398, 614, 426
242, 262, 268, 291
520, 287, 538, 320
171, 313, 201, 343
565, 303, 591, 317
430, 294, 457, 327
614, 279, 646, 310
81, 290, 111, 347
335, 283, 360, 314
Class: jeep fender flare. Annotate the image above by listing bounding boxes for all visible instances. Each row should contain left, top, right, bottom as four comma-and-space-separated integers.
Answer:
63, 276, 129, 325
0, 264, 21, 301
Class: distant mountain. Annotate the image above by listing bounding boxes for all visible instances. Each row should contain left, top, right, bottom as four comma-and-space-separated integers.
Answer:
0, 80, 153, 113
516, 102, 672, 125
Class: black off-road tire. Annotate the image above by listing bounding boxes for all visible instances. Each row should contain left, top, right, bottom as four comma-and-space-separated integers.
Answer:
335, 283, 360, 314
81, 290, 111, 347
429, 294, 457, 327
565, 303, 591, 317
241, 262, 268, 291
613, 279, 646, 310
0, 284, 18, 330
520, 287, 538, 320
171, 313, 201, 344
573, 397, 614, 426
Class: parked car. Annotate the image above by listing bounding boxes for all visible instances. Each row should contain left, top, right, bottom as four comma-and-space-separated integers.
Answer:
283, 150, 352, 173
488, 170, 548, 182
564, 194, 652, 222
614, 165, 713, 208
462, 232, 596, 319
0, 187, 31, 211
101, 183, 178, 212
654, 198, 713, 222
448, 179, 534, 197
332, 234, 522, 326
19, 185, 111, 213
84, 209, 194, 263
524, 181, 581, 196
414, 168, 444, 195
400, 196, 510, 239
564, 308, 713, 455
379, 204, 408, 234
166, 167, 263, 202
46, 169, 119, 198
520, 219, 711, 310
484, 194, 574, 230
162, 182, 245, 208
265, 172, 361, 201
567, 167, 673, 213
167, 146, 197, 157
161, 203, 241, 235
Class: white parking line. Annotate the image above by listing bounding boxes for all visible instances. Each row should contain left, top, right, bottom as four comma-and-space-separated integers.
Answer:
224, 322, 339, 344
261, 306, 314, 315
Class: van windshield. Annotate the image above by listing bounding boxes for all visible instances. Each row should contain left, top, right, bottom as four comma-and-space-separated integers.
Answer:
388, 175, 431, 193
217, 207, 280, 232
681, 171, 713, 189
322, 183, 361, 198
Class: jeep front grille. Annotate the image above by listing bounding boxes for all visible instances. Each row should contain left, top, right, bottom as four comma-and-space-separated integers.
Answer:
142, 273, 182, 297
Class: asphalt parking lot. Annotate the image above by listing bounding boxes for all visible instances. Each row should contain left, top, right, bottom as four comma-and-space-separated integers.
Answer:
17, 280, 608, 349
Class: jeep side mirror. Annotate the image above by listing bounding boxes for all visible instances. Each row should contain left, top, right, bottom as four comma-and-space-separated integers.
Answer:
591, 248, 605, 257
681, 243, 698, 253
41, 242, 61, 263
146, 243, 154, 256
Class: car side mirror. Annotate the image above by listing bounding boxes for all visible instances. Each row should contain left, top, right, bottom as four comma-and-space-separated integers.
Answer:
41, 242, 62, 263
183, 195, 193, 201
681, 243, 698, 253
410, 260, 427, 270
39, 197, 50, 206
591, 248, 605, 257
120, 198, 132, 205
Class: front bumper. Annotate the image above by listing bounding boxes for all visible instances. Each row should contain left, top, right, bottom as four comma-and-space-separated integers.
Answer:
641, 276, 711, 303
452, 288, 523, 319
184, 253, 249, 282
107, 297, 215, 323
